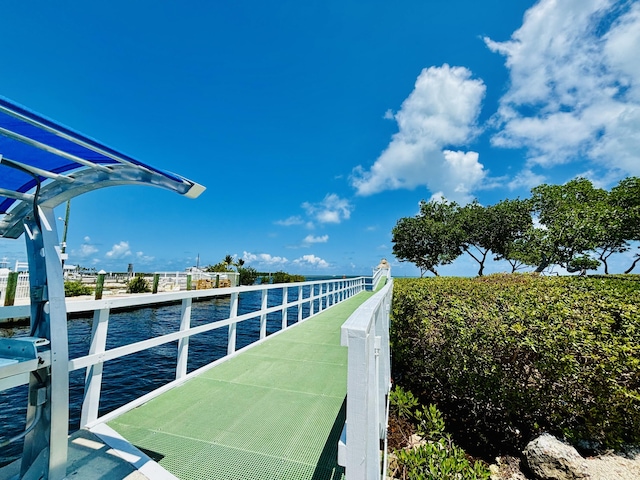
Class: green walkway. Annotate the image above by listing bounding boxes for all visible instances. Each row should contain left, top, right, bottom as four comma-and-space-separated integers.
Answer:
107, 290, 376, 480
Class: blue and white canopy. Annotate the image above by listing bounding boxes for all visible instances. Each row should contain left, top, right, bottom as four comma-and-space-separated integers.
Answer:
0, 96, 205, 238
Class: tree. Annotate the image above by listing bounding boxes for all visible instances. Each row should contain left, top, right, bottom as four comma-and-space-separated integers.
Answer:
609, 177, 640, 273
457, 201, 493, 276
490, 198, 534, 273
455, 199, 533, 276
204, 262, 233, 273
392, 199, 463, 277
530, 178, 605, 274
238, 266, 258, 285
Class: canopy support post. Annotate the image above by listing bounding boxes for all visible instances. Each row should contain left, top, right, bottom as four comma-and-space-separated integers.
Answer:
20, 206, 69, 480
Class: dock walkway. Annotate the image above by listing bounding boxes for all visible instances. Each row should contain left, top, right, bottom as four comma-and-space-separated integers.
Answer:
99, 289, 377, 480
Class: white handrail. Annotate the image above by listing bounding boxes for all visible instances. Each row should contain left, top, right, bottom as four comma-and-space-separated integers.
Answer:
0, 276, 368, 431
340, 276, 393, 480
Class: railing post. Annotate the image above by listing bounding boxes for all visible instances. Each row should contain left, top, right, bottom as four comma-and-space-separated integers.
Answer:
260, 288, 268, 339
81, 307, 110, 427
297, 285, 303, 323
4, 271, 18, 306
176, 298, 193, 379
281, 287, 288, 330
228, 291, 239, 354
310, 284, 315, 316
94, 272, 105, 300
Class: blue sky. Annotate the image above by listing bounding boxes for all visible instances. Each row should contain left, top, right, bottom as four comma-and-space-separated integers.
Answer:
1, 0, 639, 277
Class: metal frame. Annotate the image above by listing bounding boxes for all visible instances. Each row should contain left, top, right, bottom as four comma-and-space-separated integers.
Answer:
0, 98, 205, 480
18, 206, 69, 479
0, 161, 204, 239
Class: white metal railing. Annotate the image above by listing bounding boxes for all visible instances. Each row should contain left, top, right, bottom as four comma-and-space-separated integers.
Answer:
339, 270, 393, 480
0, 270, 241, 303
0, 272, 30, 304
371, 266, 387, 291
0, 276, 366, 430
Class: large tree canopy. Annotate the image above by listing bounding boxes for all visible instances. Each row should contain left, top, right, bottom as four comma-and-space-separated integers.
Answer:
392, 200, 463, 277
391, 177, 640, 276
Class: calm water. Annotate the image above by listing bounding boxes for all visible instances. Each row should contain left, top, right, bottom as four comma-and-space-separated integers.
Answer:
0, 284, 326, 467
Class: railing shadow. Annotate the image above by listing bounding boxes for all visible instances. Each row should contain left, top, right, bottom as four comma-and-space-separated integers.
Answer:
311, 397, 347, 480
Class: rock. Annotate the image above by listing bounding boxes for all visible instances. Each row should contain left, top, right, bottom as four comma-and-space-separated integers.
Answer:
523, 433, 590, 480
490, 456, 529, 480
586, 450, 640, 480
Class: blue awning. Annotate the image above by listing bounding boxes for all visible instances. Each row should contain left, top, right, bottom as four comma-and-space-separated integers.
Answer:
0, 96, 205, 238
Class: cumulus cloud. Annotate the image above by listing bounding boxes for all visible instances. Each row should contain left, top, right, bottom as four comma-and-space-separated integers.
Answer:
136, 251, 155, 263
243, 251, 289, 266
293, 254, 329, 268
507, 169, 547, 191
74, 243, 98, 258
105, 241, 131, 259
303, 234, 329, 244
275, 216, 304, 226
486, 0, 640, 176
302, 194, 352, 225
351, 64, 487, 203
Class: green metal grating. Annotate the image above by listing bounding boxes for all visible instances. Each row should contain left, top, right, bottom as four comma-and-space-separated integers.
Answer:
107, 290, 376, 480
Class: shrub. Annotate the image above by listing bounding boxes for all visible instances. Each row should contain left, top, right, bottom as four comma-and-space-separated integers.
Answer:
238, 266, 259, 286
272, 271, 306, 283
127, 275, 150, 293
391, 274, 640, 455
64, 280, 92, 297
389, 386, 490, 480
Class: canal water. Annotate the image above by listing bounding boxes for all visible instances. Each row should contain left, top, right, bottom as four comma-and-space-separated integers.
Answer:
0, 284, 323, 467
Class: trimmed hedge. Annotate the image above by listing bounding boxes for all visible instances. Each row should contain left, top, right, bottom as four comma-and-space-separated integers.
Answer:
391, 274, 640, 455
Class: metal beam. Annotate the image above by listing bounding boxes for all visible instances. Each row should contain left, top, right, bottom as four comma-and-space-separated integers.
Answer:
0, 157, 75, 183
20, 206, 69, 480
0, 125, 112, 173
0, 164, 196, 238
0, 187, 34, 202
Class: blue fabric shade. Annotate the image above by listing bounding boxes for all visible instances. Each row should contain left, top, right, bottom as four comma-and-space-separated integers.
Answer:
0, 96, 204, 236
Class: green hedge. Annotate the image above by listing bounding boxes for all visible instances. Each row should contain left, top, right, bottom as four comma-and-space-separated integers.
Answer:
391, 274, 640, 455
64, 280, 93, 297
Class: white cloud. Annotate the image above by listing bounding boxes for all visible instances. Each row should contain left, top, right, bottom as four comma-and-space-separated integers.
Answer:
275, 216, 304, 226
293, 254, 329, 268
74, 243, 98, 258
303, 234, 329, 244
302, 194, 352, 225
351, 64, 487, 203
242, 251, 289, 266
136, 251, 155, 263
486, 0, 640, 176
106, 241, 132, 259
507, 169, 547, 191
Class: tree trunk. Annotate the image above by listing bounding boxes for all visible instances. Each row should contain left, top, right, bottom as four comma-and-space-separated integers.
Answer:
624, 255, 640, 274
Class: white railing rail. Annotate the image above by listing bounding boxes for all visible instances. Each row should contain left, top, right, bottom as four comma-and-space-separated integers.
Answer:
339, 276, 393, 480
371, 266, 388, 290
0, 276, 366, 430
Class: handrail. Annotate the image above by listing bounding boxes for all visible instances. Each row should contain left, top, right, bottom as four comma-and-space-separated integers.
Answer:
0, 276, 367, 431
339, 275, 393, 480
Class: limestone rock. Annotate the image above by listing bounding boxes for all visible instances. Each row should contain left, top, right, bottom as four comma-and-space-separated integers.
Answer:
523, 433, 590, 480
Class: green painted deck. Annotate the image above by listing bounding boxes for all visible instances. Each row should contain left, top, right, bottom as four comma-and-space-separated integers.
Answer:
107, 289, 377, 480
